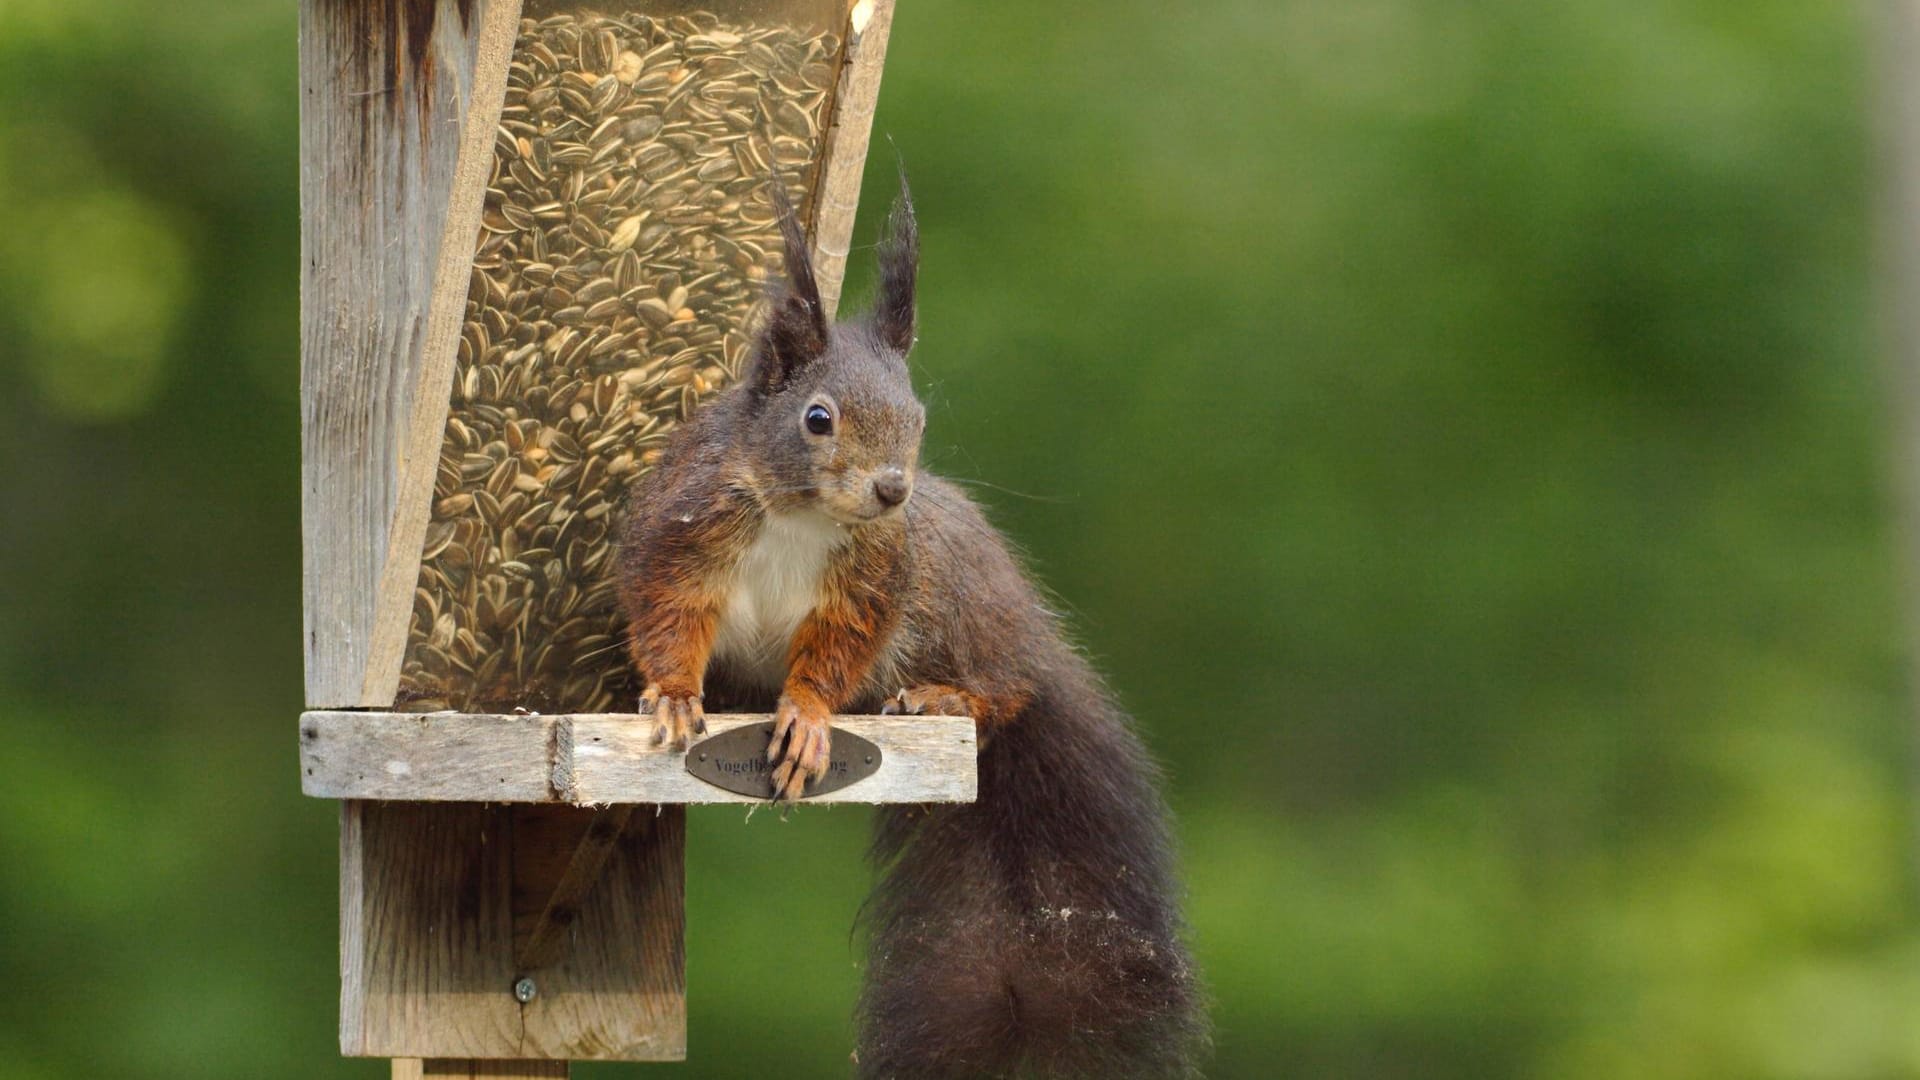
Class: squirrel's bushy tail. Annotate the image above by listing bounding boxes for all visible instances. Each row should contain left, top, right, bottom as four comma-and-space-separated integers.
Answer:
857, 677, 1207, 1079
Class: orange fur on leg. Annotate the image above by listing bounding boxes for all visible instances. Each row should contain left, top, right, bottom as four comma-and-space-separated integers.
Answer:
767, 527, 904, 800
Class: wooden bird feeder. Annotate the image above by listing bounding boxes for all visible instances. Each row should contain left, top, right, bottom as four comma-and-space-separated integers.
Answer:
297, 1, 972, 1074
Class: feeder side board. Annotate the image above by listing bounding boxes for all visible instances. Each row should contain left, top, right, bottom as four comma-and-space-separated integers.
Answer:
362, 0, 529, 707
340, 802, 520, 1056
341, 801, 687, 1060
810, 0, 898, 315
300, 0, 523, 708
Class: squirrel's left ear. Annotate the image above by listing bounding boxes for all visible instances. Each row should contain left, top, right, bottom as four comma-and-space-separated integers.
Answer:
746, 180, 830, 395
873, 173, 918, 354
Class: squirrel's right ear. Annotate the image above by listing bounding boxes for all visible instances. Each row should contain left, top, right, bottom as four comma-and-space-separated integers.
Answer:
747, 181, 830, 395
873, 172, 918, 354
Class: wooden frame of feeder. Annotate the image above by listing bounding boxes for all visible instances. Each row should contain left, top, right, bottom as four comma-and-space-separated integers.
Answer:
297, 1, 972, 1075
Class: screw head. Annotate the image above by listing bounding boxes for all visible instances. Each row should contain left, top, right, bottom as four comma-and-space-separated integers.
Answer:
512, 976, 537, 1003
865, 754, 874, 765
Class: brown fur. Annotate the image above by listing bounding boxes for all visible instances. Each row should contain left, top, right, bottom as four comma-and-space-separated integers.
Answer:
617, 180, 1207, 1077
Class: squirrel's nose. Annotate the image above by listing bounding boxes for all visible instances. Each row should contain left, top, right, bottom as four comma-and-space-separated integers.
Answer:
872, 467, 911, 508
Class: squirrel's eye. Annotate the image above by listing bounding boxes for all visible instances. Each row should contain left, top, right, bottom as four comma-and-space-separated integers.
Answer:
804, 403, 834, 436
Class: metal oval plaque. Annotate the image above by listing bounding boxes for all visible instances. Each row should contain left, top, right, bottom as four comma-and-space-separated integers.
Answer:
685, 721, 883, 799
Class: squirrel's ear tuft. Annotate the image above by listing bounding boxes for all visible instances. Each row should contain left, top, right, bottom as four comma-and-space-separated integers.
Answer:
873, 171, 918, 355
747, 180, 829, 394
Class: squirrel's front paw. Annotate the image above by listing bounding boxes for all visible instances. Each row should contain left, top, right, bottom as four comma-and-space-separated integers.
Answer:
768, 694, 832, 802
881, 684, 980, 718
640, 685, 706, 750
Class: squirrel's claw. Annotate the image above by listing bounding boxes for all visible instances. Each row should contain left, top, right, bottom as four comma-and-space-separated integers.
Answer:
768, 694, 832, 802
641, 687, 704, 750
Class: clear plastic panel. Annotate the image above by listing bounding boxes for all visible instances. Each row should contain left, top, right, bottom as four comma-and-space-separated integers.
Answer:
399, 1, 851, 712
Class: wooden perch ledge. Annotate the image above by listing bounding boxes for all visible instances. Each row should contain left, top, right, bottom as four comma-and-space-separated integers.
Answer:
301, 711, 977, 805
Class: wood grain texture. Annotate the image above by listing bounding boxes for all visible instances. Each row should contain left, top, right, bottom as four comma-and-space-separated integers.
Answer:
303, 712, 558, 802
342, 801, 686, 1061
300, 0, 522, 708
361, 0, 526, 707
513, 805, 634, 971
573, 714, 975, 804
302, 711, 978, 804
514, 806, 685, 1060
809, 0, 899, 316
341, 801, 522, 1058
395, 1058, 568, 1078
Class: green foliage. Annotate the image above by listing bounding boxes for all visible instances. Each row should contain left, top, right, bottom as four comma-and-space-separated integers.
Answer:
0, 0, 1910, 1077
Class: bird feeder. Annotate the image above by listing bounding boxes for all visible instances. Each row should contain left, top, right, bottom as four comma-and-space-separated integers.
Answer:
296, 1, 973, 1074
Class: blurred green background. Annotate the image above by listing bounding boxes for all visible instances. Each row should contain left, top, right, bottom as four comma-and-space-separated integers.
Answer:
1, 0, 1914, 1077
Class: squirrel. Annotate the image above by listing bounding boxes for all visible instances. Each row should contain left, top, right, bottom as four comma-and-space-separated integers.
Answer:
616, 180, 1207, 1079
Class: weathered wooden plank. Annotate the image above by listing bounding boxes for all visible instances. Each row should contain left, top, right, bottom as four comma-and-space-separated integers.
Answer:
341, 801, 523, 1058
809, 0, 900, 315
302, 712, 560, 803
359, 0, 525, 707
301, 711, 977, 804
573, 714, 976, 804
343, 801, 686, 1061
394, 1059, 568, 1079
300, 0, 521, 708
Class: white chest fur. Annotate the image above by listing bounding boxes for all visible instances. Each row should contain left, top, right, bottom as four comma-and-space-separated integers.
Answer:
710, 511, 848, 690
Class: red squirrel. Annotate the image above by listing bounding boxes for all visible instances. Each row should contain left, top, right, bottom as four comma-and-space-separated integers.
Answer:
617, 182, 1207, 1078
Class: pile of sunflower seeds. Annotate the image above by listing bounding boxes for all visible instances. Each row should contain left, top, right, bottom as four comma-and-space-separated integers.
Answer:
398, 7, 842, 713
